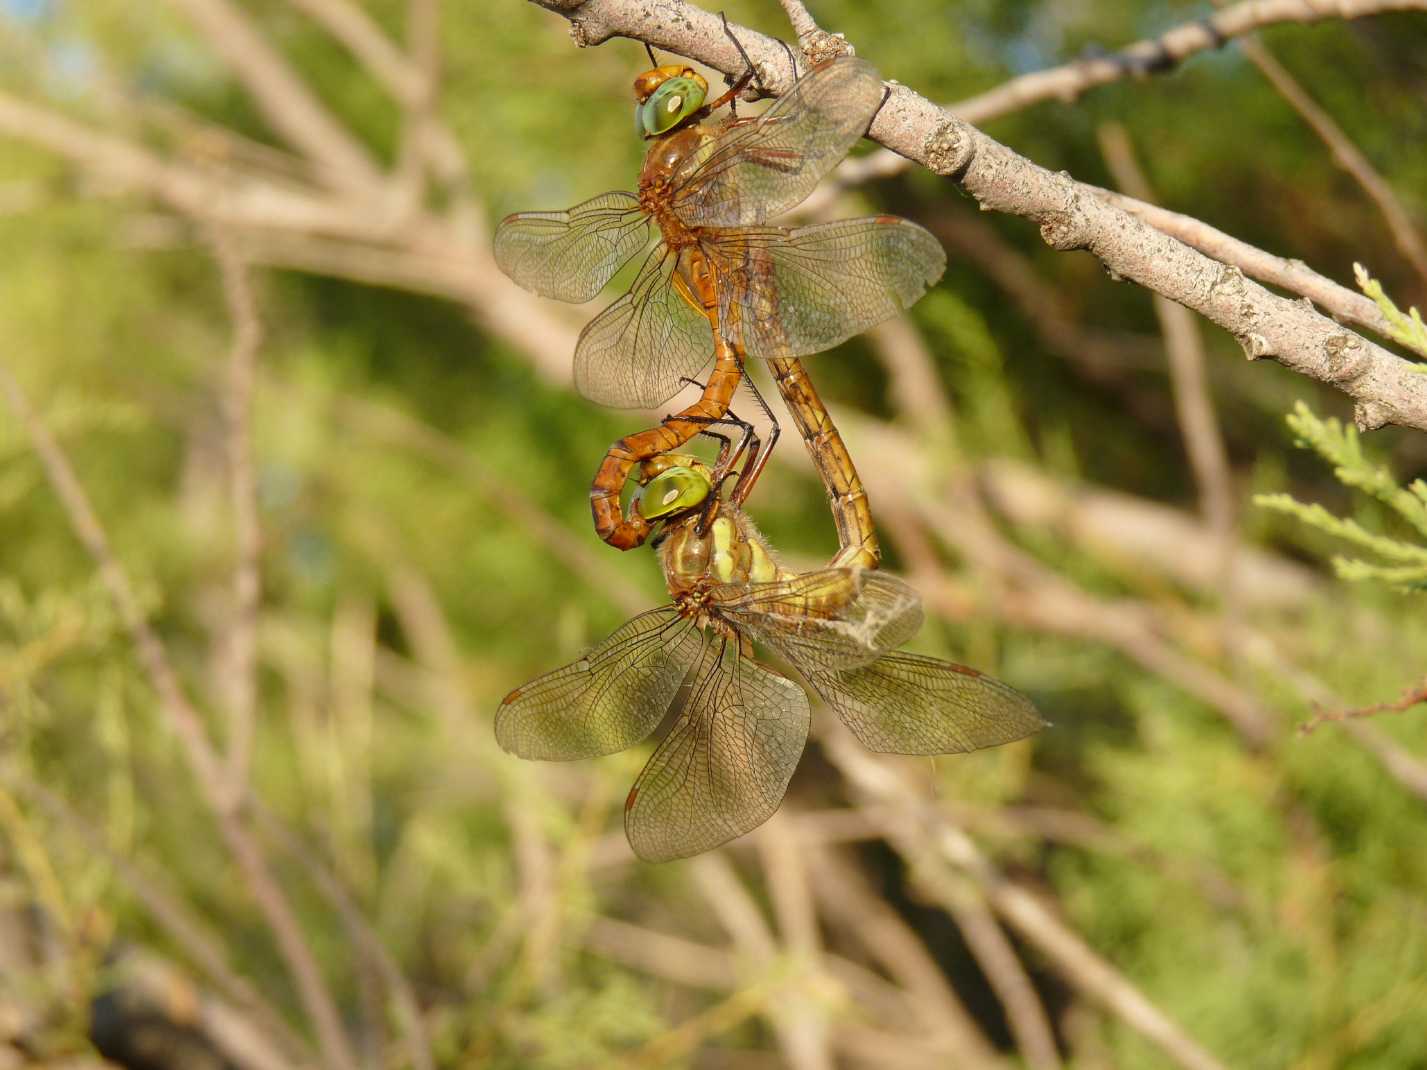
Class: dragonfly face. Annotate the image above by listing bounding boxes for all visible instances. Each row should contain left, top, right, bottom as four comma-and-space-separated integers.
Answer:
634, 65, 709, 138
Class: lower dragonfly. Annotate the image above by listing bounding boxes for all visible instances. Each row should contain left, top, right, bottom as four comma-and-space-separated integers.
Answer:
496, 418, 1046, 862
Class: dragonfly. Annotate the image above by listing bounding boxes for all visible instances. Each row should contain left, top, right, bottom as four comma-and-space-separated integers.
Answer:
494, 55, 945, 565
495, 424, 1046, 862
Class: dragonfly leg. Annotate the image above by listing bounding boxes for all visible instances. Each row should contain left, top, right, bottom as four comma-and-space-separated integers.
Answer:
715, 12, 766, 118
774, 36, 798, 84
727, 375, 780, 508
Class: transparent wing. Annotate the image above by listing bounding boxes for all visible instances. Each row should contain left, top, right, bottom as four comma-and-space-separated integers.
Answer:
573, 243, 715, 408
715, 568, 924, 673
671, 57, 886, 227
709, 217, 946, 359
807, 651, 1046, 755
624, 639, 809, 862
493, 191, 649, 303
495, 607, 703, 760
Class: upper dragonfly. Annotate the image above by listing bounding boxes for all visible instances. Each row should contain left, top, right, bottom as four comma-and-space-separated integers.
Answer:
493, 55, 946, 410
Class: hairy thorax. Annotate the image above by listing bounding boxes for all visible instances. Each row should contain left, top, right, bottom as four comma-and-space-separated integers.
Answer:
660, 504, 783, 634
638, 124, 715, 249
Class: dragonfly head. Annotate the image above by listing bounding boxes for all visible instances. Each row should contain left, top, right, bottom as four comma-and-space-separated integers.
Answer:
636, 462, 713, 521
634, 65, 708, 139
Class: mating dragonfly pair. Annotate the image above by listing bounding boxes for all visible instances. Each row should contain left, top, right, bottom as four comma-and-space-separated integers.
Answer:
493, 50, 1044, 861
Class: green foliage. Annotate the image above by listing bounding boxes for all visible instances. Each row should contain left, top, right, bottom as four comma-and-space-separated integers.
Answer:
1255, 402, 1427, 591
4, 3, 1427, 1068
1355, 263, 1427, 362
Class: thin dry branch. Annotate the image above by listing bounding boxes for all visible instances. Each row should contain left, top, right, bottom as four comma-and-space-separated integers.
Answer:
756, 815, 834, 1070
690, 853, 829, 1070
899, 850, 1061, 1070
1092, 187, 1397, 336
1298, 675, 1427, 735
206, 228, 264, 799
168, 0, 381, 190
255, 807, 436, 1070
822, 727, 1229, 1070
1098, 124, 1236, 569
530, 0, 1427, 433
286, 0, 424, 102
809, 849, 1003, 1069
953, 0, 1426, 127
976, 459, 1314, 609
0, 363, 359, 1070
813, 0, 1427, 198
1, 766, 311, 1065
1239, 37, 1427, 294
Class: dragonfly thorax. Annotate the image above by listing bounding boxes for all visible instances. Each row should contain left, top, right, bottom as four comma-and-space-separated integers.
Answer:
659, 505, 784, 602
637, 125, 715, 233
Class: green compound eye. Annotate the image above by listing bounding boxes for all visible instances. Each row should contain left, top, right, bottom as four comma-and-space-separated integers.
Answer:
636, 76, 707, 138
637, 466, 711, 519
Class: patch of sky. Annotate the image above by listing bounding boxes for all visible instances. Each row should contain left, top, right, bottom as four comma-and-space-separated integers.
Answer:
1, 0, 54, 23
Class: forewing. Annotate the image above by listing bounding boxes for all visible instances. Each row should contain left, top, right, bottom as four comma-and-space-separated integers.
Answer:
716, 568, 924, 673
808, 651, 1046, 755
493, 191, 649, 303
672, 57, 885, 226
495, 607, 702, 760
573, 243, 715, 408
624, 640, 809, 862
710, 217, 946, 359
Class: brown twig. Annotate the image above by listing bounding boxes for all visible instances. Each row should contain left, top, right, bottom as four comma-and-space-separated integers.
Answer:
1298, 676, 1427, 735
167, 0, 381, 190
690, 853, 829, 1070
976, 458, 1315, 609
1091, 186, 1398, 338
1239, 37, 1427, 295
206, 227, 264, 799
756, 815, 834, 1070
822, 727, 1230, 1070
254, 806, 436, 1070
0, 362, 359, 1070
900, 854, 1062, 1070
2, 764, 312, 1065
1097, 123, 1237, 581
808, 849, 1003, 1068
813, 0, 1427, 198
529, 0, 1427, 432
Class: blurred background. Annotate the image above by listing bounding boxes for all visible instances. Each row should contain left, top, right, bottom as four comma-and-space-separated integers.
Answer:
2, 0, 1427, 1067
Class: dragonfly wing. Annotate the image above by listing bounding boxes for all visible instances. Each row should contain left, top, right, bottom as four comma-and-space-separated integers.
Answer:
716, 568, 924, 672
712, 217, 946, 360
624, 639, 809, 862
807, 651, 1046, 755
495, 607, 703, 760
672, 57, 886, 227
573, 243, 715, 408
493, 191, 649, 303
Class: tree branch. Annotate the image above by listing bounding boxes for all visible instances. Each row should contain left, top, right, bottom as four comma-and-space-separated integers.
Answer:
529, 0, 1427, 434
1239, 36, 1427, 293
0, 364, 359, 1070
168, 0, 382, 190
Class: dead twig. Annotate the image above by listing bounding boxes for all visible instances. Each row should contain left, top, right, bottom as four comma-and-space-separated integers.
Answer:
205, 227, 264, 800
1239, 36, 1427, 295
822, 727, 1230, 1070
1298, 676, 1427, 735
0, 362, 359, 1070
1097, 123, 1237, 589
